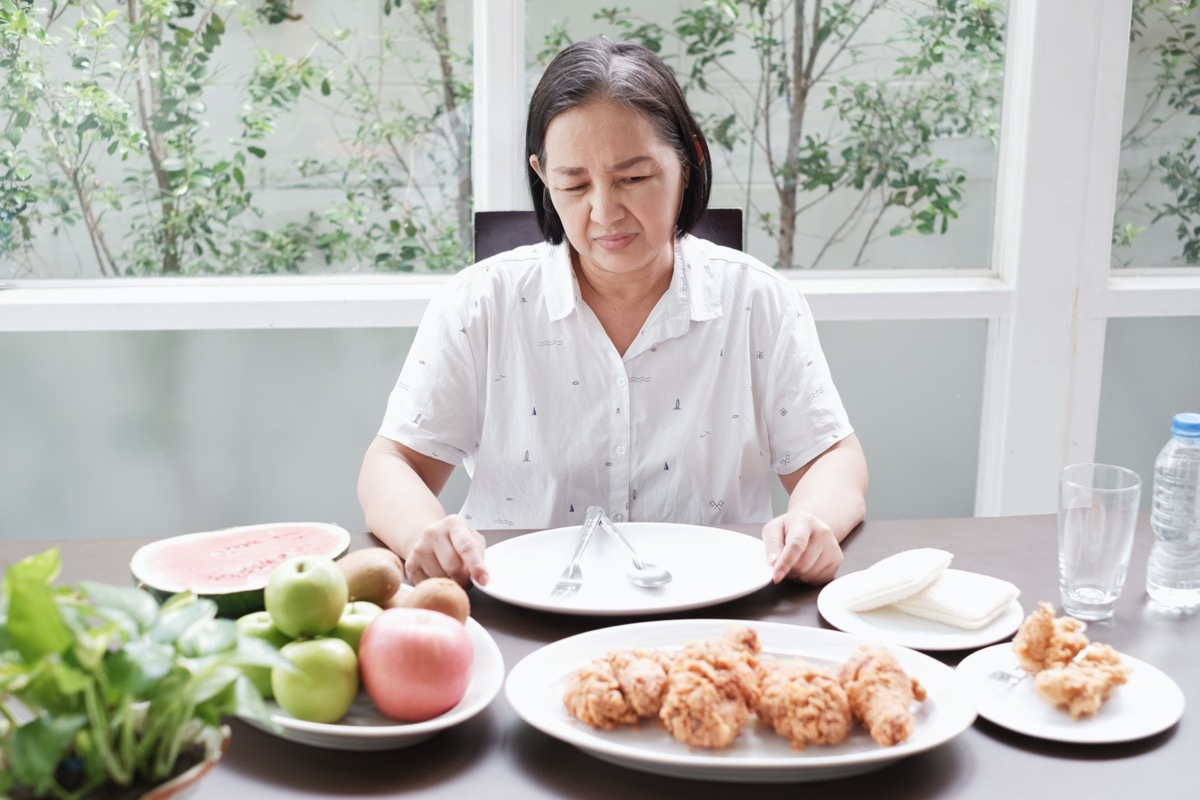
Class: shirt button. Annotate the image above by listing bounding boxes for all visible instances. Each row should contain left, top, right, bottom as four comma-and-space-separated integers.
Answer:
617, 377, 627, 386
613, 513, 625, 522
615, 445, 626, 455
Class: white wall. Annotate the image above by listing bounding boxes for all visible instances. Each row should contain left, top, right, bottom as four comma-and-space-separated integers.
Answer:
0, 319, 987, 541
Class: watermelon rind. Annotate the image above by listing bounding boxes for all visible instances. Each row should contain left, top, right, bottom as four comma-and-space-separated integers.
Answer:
129, 522, 352, 618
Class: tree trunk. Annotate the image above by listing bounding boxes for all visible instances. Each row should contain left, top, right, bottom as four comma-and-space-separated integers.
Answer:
776, 2, 814, 269
429, 0, 472, 259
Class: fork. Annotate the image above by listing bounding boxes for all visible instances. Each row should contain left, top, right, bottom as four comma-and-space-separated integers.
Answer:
988, 648, 1090, 692
988, 666, 1028, 690
550, 506, 603, 597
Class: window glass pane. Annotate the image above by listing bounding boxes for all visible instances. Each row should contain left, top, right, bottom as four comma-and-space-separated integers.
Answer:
525, 0, 1005, 270
0, 0, 473, 278
1114, 0, 1200, 269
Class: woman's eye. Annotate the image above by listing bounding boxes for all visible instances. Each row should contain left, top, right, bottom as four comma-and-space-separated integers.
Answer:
625, 176, 647, 184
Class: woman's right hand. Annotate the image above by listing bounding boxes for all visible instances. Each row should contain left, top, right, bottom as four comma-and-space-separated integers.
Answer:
401, 513, 489, 587
359, 437, 487, 588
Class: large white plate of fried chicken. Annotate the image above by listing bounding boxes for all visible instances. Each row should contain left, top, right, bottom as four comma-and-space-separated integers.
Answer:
504, 620, 976, 782
955, 602, 1185, 744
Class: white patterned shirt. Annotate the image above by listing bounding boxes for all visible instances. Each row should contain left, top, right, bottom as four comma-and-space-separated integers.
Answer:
378, 235, 853, 529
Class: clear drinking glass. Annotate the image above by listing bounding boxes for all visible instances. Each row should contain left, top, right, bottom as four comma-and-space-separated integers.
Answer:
1058, 463, 1142, 621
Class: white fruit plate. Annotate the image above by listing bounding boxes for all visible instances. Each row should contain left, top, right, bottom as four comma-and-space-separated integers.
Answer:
240, 611, 504, 751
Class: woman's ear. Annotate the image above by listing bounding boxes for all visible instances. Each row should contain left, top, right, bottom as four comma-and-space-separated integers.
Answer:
693, 135, 705, 166
529, 153, 542, 180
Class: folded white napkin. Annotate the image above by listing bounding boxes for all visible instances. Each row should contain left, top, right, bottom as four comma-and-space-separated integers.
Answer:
842, 548, 953, 612
894, 569, 1020, 630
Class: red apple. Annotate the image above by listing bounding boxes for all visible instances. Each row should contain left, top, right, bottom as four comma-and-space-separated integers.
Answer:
358, 608, 474, 722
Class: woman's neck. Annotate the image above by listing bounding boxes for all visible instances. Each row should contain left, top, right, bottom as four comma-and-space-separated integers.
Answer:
572, 244, 675, 356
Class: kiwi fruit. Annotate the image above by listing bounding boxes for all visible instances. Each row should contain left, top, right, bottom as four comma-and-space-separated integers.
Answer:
336, 547, 405, 605
400, 577, 471, 624
379, 588, 406, 610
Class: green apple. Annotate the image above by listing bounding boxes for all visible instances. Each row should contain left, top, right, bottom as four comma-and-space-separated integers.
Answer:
329, 601, 384, 653
235, 610, 292, 698
271, 638, 359, 724
265, 555, 349, 638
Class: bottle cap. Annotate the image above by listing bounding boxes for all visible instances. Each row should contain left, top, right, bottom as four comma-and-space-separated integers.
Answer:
1170, 412, 1200, 438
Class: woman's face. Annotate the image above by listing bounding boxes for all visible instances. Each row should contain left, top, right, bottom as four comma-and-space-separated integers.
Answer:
531, 100, 687, 279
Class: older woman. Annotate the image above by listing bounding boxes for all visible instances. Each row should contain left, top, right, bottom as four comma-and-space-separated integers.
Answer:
358, 37, 867, 587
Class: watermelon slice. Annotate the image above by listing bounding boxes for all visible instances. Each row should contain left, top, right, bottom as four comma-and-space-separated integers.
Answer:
130, 522, 352, 618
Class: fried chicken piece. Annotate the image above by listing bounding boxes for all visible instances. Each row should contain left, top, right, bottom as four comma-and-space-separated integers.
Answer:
1012, 602, 1089, 674
837, 644, 926, 746
610, 649, 673, 718
672, 625, 761, 664
755, 656, 852, 750
563, 649, 672, 729
563, 657, 639, 730
658, 626, 761, 749
1033, 643, 1132, 719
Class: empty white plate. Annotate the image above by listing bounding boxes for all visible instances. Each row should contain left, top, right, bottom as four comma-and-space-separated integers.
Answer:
476, 523, 772, 616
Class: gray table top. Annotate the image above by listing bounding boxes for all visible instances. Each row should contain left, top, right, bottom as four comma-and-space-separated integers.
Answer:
2, 514, 1195, 799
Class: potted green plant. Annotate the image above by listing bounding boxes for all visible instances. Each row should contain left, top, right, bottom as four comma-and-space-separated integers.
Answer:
0, 548, 288, 799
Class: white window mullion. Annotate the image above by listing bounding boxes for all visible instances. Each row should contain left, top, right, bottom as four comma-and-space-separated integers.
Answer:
976, 0, 1133, 516
472, 0, 528, 213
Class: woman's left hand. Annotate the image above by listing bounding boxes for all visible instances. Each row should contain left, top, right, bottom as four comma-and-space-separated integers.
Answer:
761, 510, 843, 584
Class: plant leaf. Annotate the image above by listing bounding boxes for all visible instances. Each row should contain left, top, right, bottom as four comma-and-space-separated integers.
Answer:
9, 714, 87, 795
81, 581, 160, 633
177, 617, 237, 658
2, 548, 61, 599
192, 663, 242, 704
108, 640, 176, 695
4, 550, 72, 661
233, 634, 294, 671
150, 598, 217, 645
232, 673, 280, 729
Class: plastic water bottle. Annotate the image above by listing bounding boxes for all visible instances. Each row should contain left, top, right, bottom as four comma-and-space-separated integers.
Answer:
1146, 411, 1200, 611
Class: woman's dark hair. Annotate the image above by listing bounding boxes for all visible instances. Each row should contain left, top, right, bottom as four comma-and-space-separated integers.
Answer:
525, 36, 712, 244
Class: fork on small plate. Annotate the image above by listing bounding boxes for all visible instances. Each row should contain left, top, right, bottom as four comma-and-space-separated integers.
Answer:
989, 648, 1093, 692
550, 505, 603, 597
988, 666, 1028, 691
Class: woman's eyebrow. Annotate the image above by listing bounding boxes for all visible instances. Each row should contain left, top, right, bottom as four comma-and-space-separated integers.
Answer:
551, 155, 654, 176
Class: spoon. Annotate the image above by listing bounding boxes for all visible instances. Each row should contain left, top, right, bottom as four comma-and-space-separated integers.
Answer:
591, 507, 673, 588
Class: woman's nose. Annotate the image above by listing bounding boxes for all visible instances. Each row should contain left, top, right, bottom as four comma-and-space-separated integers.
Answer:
589, 187, 625, 226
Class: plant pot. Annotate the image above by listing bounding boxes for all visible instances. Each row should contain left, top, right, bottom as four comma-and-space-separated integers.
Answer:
0, 721, 229, 800
138, 723, 231, 800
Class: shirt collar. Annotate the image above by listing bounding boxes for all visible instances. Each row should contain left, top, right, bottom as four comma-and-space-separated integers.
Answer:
679, 234, 724, 323
543, 241, 578, 321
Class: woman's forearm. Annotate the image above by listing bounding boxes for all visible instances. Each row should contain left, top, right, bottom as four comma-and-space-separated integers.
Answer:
357, 436, 451, 559
784, 434, 869, 541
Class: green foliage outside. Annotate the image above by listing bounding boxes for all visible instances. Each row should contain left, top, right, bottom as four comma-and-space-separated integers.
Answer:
1116, 0, 1200, 266
1, 1, 1196, 277
0, 0, 471, 277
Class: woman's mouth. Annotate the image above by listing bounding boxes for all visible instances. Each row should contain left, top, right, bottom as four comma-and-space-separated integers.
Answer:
594, 232, 637, 251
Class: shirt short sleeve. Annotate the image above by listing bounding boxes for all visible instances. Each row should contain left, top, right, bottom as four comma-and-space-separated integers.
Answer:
763, 289, 854, 474
378, 282, 482, 467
